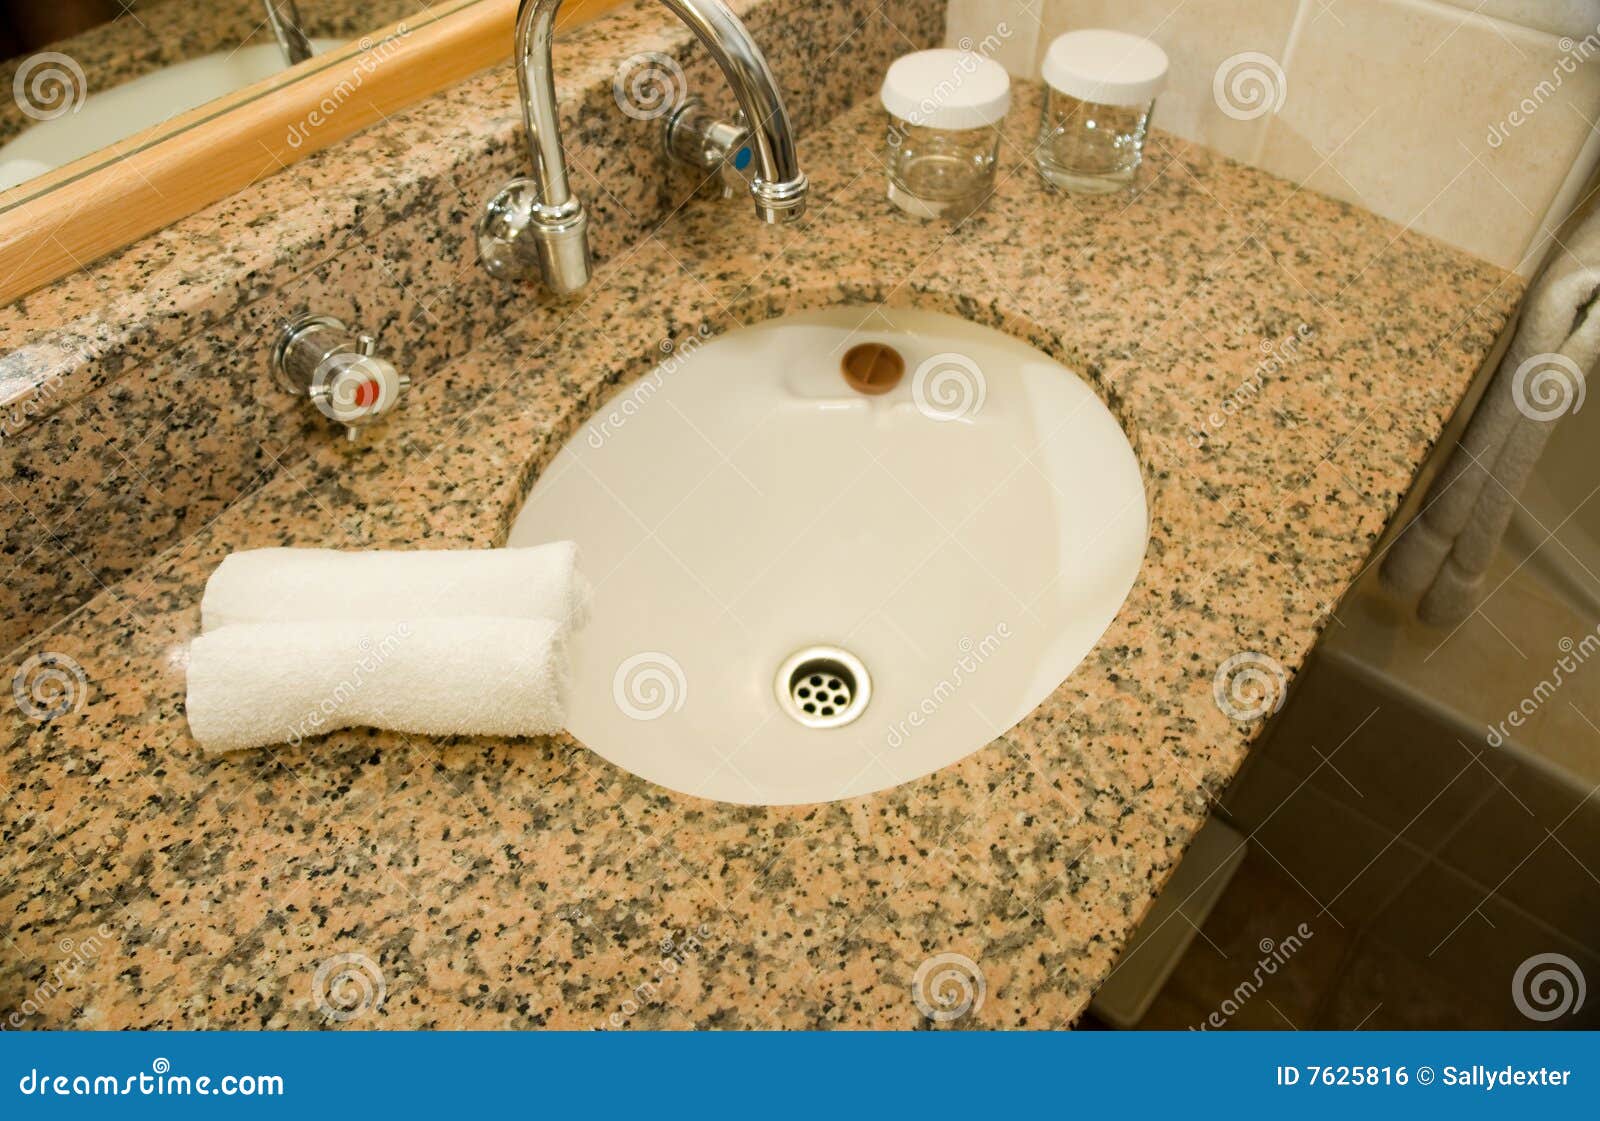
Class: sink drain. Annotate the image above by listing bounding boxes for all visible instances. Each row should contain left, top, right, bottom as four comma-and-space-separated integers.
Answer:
775, 646, 871, 729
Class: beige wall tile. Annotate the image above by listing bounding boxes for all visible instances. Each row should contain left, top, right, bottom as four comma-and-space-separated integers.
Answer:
1033, 0, 1300, 163
1259, 0, 1600, 271
943, 0, 1042, 77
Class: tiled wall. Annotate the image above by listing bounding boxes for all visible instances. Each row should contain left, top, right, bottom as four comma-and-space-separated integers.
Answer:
947, 0, 1600, 275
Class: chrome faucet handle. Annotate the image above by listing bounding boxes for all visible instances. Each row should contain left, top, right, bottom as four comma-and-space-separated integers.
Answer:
665, 97, 755, 198
479, 0, 808, 296
477, 180, 592, 294
272, 313, 411, 442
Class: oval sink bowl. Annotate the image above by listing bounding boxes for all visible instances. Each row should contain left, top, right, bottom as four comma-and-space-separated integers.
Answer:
510, 306, 1148, 805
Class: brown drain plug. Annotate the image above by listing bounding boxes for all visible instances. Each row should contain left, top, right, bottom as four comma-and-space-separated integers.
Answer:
840, 342, 905, 395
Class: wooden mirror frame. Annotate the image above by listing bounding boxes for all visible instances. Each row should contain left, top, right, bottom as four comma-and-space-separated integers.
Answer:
0, 0, 620, 305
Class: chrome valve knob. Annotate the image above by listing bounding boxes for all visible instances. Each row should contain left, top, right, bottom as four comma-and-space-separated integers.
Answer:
271, 313, 410, 442
664, 97, 756, 199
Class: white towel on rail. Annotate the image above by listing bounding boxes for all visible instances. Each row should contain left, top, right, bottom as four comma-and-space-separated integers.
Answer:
1382, 206, 1600, 624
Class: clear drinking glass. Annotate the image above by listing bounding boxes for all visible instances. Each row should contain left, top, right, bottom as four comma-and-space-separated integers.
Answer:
879, 49, 1011, 220
1034, 29, 1166, 195
1034, 89, 1153, 193
886, 118, 1003, 219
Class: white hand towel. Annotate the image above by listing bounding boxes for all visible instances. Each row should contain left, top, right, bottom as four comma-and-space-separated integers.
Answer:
185, 617, 567, 754
1382, 201, 1600, 624
199, 543, 587, 632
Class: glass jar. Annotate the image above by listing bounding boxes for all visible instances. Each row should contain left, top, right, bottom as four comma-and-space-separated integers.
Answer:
886, 120, 1003, 219
880, 49, 1011, 219
1034, 30, 1167, 194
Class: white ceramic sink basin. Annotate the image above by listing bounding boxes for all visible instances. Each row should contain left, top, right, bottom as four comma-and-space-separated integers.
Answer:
510, 306, 1148, 805
0, 41, 341, 191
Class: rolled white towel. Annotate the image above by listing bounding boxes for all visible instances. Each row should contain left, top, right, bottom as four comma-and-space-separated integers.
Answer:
185, 617, 567, 754
199, 543, 587, 632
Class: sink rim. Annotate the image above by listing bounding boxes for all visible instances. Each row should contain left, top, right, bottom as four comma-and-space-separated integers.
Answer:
500, 291, 1165, 807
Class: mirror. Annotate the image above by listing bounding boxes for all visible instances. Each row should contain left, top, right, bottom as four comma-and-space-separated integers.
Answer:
0, 1, 458, 194
0, 0, 627, 303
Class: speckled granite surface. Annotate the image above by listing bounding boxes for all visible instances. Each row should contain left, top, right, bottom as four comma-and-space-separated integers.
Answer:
0, 0, 942, 650
0, 70, 1522, 1026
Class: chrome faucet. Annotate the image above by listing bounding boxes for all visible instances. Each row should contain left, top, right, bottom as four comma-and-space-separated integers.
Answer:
263, 0, 314, 66
477, 0, 809, 295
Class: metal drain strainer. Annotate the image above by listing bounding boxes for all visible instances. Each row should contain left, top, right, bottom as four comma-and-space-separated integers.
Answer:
774, 646, 871, 729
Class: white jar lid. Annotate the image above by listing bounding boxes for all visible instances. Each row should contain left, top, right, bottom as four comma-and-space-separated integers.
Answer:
1041, 30, 1168, 108
880, 49, 1012, 130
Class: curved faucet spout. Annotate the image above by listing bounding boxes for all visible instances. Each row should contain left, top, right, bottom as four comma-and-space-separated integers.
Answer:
478, 0, 810, 293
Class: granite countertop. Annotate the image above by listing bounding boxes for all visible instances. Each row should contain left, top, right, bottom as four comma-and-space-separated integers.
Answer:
0, 84, 1520, 1028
